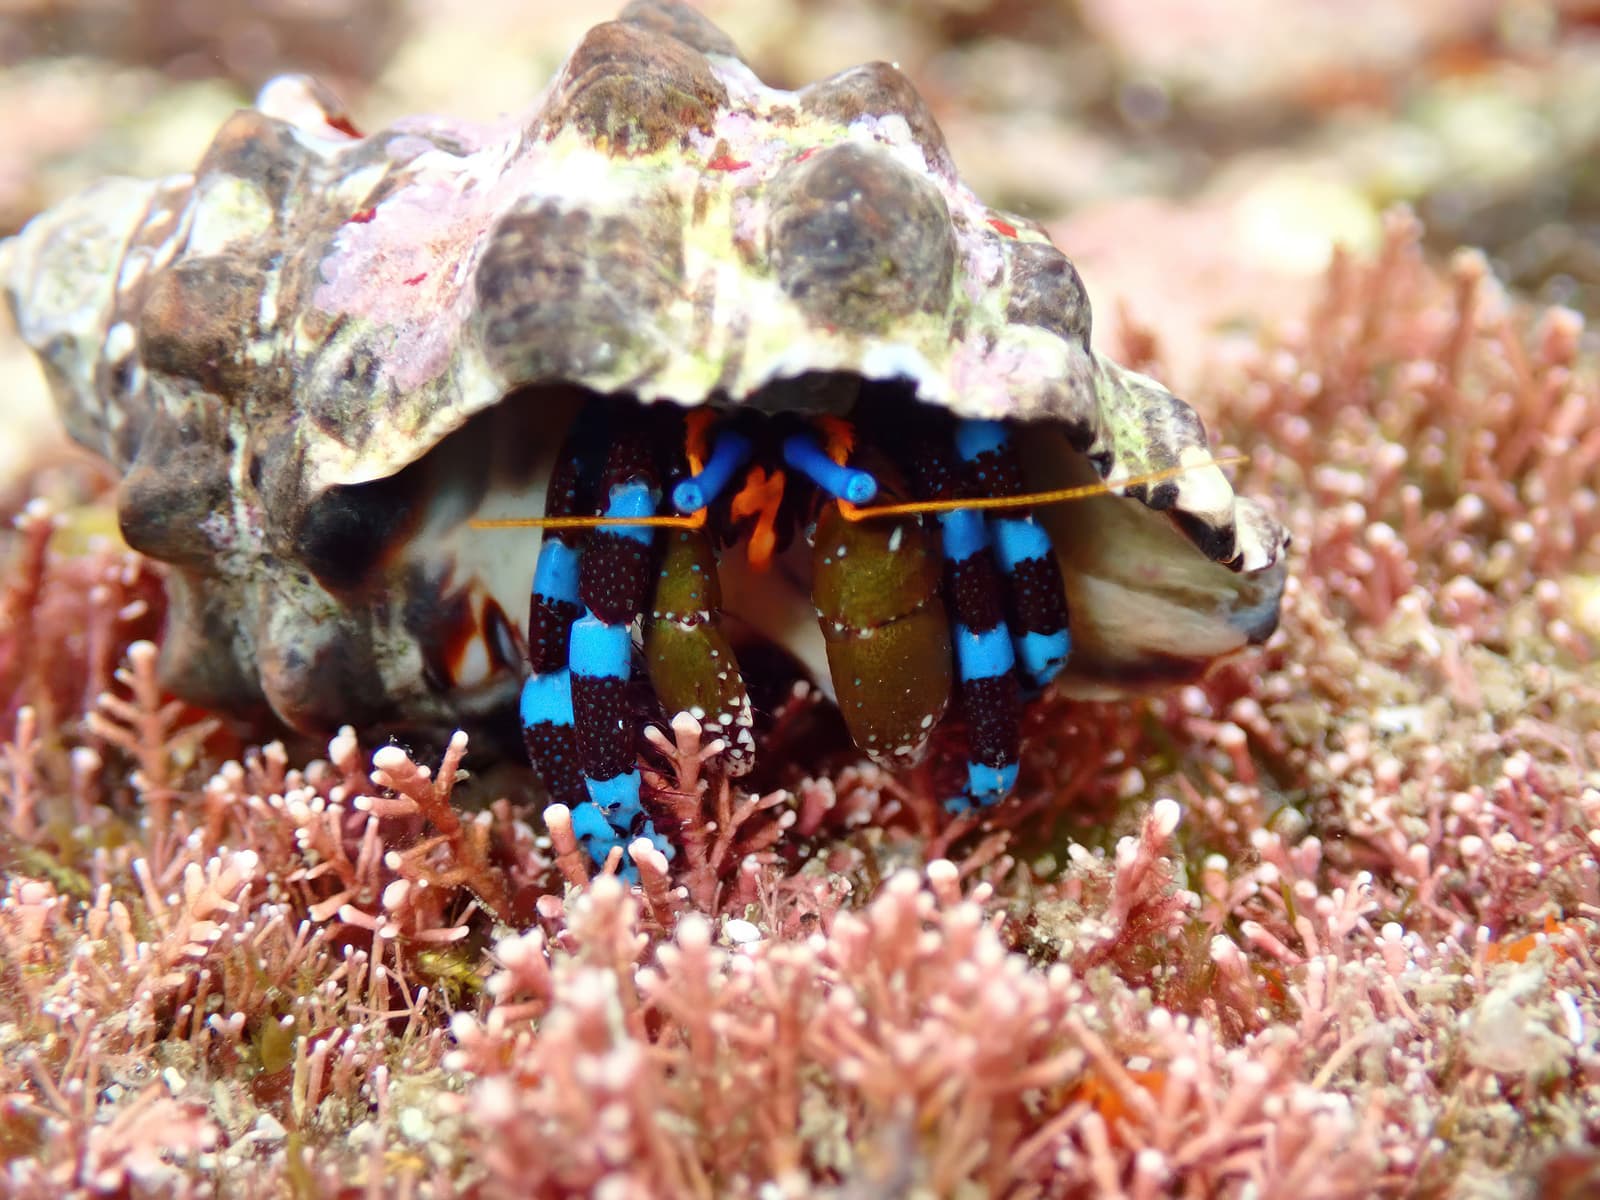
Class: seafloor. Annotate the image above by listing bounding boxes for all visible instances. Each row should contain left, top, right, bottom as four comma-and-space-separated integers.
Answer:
1, 2, 1598, 1197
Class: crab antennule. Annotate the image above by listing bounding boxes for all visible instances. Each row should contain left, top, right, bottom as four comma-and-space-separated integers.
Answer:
781, 433, 879, 504
472, 454, 1254, 528
954, 420, 1071, 691
673, 427, 754, 513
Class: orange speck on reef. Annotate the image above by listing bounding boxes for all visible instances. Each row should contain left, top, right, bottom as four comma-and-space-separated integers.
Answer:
1257, 964, 1288, 1004
403, 273, 428, 286
987, 216, 1018, 238
349, 206, 377, 224
707, 154, 751, 171
1071, 1067, 1167, 1140
1485, 915, 1572, 965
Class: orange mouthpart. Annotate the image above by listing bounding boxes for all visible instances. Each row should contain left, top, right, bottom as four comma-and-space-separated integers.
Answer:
684, 408, 716, 476
815, 415, 856, 465
729, 467, 787, 569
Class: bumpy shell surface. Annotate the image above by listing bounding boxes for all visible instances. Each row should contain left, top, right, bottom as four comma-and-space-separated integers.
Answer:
2, 0, 1287, 738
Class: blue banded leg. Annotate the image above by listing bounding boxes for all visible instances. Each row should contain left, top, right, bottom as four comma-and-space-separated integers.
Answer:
568, 428, 674, 869
953, 420, 1071, 692
570, 617, 644, 825
522, 532, 585, 808
937, 506, 1023, 810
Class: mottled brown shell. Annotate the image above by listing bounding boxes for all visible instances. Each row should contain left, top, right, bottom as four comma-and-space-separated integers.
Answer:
1, 0, 1287, 740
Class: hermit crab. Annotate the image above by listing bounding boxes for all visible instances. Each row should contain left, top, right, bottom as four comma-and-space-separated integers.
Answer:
3, 1, 1287, 866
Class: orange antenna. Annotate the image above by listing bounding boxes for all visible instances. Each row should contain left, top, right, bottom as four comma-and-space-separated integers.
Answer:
470, 454, 1248, 531
838, 454, 1249, 522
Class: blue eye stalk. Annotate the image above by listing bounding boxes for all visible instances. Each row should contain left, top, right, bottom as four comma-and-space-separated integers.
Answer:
672, 428, 754, 514
779, 433, 879, 506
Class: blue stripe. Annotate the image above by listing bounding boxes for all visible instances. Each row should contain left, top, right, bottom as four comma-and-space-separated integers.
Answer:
569, 800, 636, 876
568, 800, 619, 866
570, 616, 631, 681
520, 668, 574, 728
532, 539, 581, 603
954, 419, 1008, 462
954, 623, 1014, 682
964, 760, 1018, 805
781, 434, 878, 504
938, 509, 988, 563
991, 517, 1051, 572
1016, 629, 1070, 686
569, 803, 674, 877
585, 770, 642, 821
601, 479, 659, 545
673, 429, 752, 513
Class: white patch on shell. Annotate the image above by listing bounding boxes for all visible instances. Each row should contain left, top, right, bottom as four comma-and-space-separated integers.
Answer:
255, 76, 352, 138
103, 320, 136, 364
187, 175, 274, 257
858, 343, 942, 396
115, 247, 150, 295
257, 263, 282, 331
1073, 571, 1247, 662
1174, 444, 1235, 527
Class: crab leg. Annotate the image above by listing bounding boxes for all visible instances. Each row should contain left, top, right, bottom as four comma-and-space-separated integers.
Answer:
953, 421, 1071, 691
787, 429, 951, 768
645, 422, 757, 774
566, 421, 671, 862
934, 501, 1024, 807
810, 496, 953, 771
518, 405, 674, 870
884, 417, 1026, 808
520, 409, 603, 809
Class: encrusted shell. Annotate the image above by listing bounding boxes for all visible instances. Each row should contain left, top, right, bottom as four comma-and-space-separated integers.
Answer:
2, 0, 1287, 739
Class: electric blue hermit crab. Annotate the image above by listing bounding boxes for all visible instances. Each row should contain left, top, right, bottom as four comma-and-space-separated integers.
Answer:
2, 1, 1287, 869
